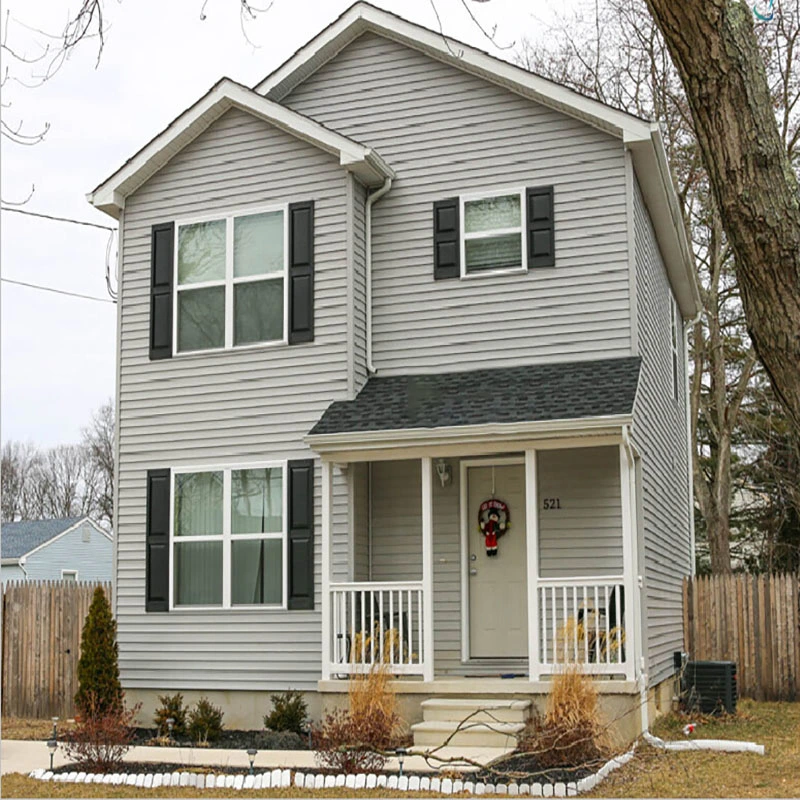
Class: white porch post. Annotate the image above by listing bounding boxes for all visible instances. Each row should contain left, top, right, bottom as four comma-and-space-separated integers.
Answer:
421, 456, 435, 682
525, 449, 540, 681
619, 443, 637, 682
320, 459, 333, 681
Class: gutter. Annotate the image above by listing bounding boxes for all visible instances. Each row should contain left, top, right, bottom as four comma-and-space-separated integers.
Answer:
365, 177, 393, 374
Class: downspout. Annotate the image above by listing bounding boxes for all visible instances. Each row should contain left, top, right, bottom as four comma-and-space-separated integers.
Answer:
366, 177, 393, 374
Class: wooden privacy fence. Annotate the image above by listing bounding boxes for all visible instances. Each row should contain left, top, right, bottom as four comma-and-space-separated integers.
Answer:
683, 572, 800, 701
1, 580, 111, 718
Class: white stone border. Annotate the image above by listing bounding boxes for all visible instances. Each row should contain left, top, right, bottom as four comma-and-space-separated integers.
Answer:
27, 748, 636, 795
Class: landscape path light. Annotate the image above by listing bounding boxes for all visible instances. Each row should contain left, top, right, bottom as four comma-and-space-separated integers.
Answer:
395, 747, 407, 778
47, 738, 57, 771
247, 748, 257, 775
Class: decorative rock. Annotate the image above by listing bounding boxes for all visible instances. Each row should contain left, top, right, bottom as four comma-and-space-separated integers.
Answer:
271, 768, 282, 787
388, 775, 399, 790
566, 782, 577, 797
464, 780, 476, 794
243, 775, 254, 790
153, 774, 164, 789
454, 779, 464, 794
144, 774, 154, 788
554, 782, 566, 797
102, 774, 113, 784
294, 773, 304, 789
542, 783, 554, 798
508, 784, 520, 796
262, 772, 271, 788
68, 771, 79, 782
225, 774, 235, 788
94, 773, 105, 783
419, 776, 430, 791
254, 774, 263, 790
430, 776, 441, 793
441, 777, 453, 794
335, 774, 346, 787
281, 768, 292, 787
316, 774, 326, 789
531, 783, 543, 797
355, 773, 366, 789
126, 774, 137, 786
324, 775, 335, 788
377, 774, 388, 788
399, 776, 409, 791
75, 772, 86, 783
484, 783, 496, 794
366, 774, 377, 789
303, 773, 314, 789
346, 774, 356, 788
234, 774, 244, 790
171, 771, 182, 786
496, 783, 508, 794
41, 772, 54, 782
409, 776, 421, 791
475, 782, 486, 795
519, 784, 531, 796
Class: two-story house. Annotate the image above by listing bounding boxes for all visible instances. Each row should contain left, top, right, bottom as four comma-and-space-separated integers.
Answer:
88, 3, 699, 744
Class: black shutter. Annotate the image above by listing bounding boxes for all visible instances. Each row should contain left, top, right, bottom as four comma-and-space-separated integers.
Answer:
150, 222, 174, 360
433, 198, 460, 280
287, 459, 315, 610
526, 186, 555, 268
146, 468, 171, 612
288, 201, 314, 344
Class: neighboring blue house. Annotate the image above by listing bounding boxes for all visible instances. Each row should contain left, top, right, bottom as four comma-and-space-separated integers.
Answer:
1, 517, 113, 584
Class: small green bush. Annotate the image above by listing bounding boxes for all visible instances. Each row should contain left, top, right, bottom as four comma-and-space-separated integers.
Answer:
187, 697, 224, 744
75, 587, 122, 716
153, 693, 187, 738
253, 730, 307, 750
264, 689, 308, 735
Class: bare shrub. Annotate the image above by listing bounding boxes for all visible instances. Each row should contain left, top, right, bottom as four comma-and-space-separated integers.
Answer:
313, 664, 403, 773
62, 693, 140, 772
518, 666, 612, 769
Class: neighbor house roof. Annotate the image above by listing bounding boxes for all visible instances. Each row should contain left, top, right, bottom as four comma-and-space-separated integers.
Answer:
87, 78, 394, 218
1, 517, 89, 560
308, 357, 641, 443
254, 1, 700, 318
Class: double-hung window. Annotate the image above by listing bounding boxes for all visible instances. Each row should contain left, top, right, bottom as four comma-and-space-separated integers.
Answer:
172, 464, 286, 608
460, 189, 526, 276
175, 207, 287, 353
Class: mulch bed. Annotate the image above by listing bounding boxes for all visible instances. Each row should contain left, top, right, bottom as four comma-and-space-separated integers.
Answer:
53, 763, 253, 776
131, 728, 310, 751
473, 752, 598, 786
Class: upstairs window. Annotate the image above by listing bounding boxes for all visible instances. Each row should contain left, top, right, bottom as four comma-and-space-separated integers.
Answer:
175, 207, 287, 353
461, 190, 525, 276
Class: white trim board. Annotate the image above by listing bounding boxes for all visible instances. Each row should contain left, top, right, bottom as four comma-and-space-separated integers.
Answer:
87, 78, 394, 219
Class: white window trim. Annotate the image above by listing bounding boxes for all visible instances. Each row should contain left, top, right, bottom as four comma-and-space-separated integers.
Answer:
459, 187, 527, 279
61, 569, 79, 581
169, 460, 289, 611
172, 203, 290, 356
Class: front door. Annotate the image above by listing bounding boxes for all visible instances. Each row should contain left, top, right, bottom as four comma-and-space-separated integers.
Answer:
466, 462, 528, 659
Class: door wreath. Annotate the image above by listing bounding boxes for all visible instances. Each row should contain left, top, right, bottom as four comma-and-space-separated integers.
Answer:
478, 498, 510, 556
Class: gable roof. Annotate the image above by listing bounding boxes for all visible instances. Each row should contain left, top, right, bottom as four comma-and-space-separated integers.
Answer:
309, 357, 641, 443
1, 517, 108, 560
87, 78, 394, 219
254, 2, 700, 319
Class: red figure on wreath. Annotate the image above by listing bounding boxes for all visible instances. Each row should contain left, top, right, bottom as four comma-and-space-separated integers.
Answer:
478, 498, 510, 557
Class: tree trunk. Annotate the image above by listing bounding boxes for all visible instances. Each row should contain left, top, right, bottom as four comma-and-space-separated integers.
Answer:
645, 0, 800, 430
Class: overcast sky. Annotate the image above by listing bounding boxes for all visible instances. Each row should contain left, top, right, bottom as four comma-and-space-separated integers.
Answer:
0, 0, 567, 447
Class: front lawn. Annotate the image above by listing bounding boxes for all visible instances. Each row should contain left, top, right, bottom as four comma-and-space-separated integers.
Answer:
587, 699, 800, 798
1, 718, 75, 741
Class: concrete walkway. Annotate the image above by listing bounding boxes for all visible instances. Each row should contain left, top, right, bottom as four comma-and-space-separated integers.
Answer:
1, 739, 511, 776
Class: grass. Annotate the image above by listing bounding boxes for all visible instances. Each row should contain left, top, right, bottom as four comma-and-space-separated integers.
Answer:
1, 717, 75, 741
586, 699, 800, 798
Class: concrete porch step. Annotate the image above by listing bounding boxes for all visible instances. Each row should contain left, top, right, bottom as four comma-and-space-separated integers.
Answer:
411, 719, 526, 749
420, 698, 532, 724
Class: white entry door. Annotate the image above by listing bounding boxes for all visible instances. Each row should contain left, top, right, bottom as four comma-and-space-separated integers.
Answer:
466, 462, 528, 659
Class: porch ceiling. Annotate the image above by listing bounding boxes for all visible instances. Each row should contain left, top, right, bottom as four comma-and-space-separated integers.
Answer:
309, 357, 641, 441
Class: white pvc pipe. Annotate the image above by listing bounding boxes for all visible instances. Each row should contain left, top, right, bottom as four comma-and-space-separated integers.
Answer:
365, 177, 393, 374
644, 732, 765, 755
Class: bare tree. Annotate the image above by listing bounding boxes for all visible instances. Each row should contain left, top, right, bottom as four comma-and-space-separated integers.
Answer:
82, 399, 114, 527
1, 440, 41, 521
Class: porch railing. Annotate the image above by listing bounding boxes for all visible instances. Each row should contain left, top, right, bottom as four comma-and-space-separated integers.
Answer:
537, 578, 628, 675
328, 581, 426, 676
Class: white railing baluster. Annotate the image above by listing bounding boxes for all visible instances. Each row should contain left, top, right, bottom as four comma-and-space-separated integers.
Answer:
551, 586, 557, 665
583, 585, 589, 665
360, 590, 366, 665
417, 589, 423, 665
562, 585, 568, 663
407, 589, 413, 666
615, 584, 622, 664
350, 590, 356, 665
370, 591, 375, 666
398, 589, 405, 665
379, 589, 385, 664
603, 585, 610, 665
572, 585, 578, 663
389, 589, 395, 666
541, 587, 547, 665
594, 586, 600, 664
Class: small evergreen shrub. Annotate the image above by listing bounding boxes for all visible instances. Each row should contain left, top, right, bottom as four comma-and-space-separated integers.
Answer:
253, 730, 307, 750
75, 586, 122, 716
187, 697, 225, 744
264, 689, 308, 735
153, 693, 187, 738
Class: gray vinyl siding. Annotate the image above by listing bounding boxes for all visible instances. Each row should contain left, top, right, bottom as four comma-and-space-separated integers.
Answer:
537, 447, 623, 578
631, 176, 692, 686
22, 522, 113, 582
282, 32, 633, 374
116, 108, 353, 692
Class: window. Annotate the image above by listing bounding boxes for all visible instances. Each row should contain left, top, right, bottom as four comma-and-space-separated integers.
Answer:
171, 464, 286, 608
174, 207, 287, 353
61, 570, 78, 581
460, 189, 526, 276
671, 298, 680, 401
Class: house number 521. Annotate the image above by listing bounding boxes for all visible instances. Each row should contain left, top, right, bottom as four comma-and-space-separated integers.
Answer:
543, 498, 561, 510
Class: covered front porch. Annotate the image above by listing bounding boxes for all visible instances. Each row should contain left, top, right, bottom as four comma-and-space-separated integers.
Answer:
317, 439, 640, 685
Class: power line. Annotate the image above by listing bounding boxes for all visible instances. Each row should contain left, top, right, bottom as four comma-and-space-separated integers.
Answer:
1, 277, 116, 304
0, 206, 116, 231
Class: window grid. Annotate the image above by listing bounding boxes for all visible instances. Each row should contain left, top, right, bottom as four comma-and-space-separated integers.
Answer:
173, 204, 289, 354
169, 461, 288, 610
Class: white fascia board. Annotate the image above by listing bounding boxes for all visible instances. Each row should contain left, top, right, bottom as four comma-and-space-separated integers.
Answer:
305, 414, 632, 455
626, 124, 701, 319
255, 2, 653, 142
87, 78, 393, 218
1, 558, 21, 566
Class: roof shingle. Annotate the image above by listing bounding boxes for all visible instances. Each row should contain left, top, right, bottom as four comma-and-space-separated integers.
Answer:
1, 517, 86, 560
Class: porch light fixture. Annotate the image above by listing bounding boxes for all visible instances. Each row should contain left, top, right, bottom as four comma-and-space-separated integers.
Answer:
247, 748, 257, 775
47, 739, 57, 771
395, 747, 407, 778
166, 717, 175, 740
435, 459, 452, 488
